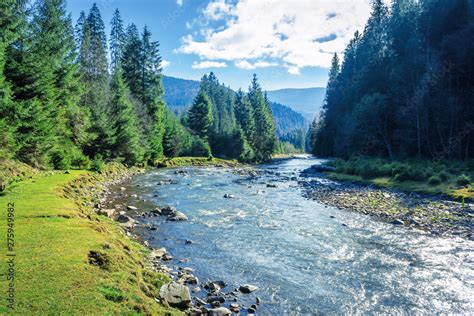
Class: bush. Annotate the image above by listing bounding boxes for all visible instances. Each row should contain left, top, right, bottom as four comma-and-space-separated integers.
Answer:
49, 148, 72, 170
438, 170, 450, 182
428, 175, 442, 186
90, 156, 105, 173
190, 136, 211, 157
456, 174, 471, 187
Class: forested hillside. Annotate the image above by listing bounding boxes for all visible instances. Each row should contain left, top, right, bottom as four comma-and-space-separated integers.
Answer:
162, 75, 200, 111
0, 1, 278, 168
267, 87, 326, 121
311, 0, 474, 161
162, 75, 308, 152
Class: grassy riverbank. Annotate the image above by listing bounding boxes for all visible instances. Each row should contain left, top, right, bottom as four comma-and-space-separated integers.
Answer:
325, 158, 474, 200
155, 156, 240, 168
0, 162, 179, 314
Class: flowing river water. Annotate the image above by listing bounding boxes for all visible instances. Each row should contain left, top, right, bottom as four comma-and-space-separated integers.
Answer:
118, 157, 474, 315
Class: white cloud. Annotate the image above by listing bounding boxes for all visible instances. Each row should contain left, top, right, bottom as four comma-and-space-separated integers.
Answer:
176, 0, 183, 6
192, 61, 228, 69
235, 60, 278, 70
179, 0, 375, 74
161, 60, 171, 68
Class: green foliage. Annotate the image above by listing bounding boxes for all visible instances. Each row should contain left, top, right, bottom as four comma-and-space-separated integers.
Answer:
456, 174, 471, 187
90, 156, 105, 173
428, 175, 442, 186
190, 136, 212, 157
110, 66, 143, 165
98, 285, 125, 302
188, 90, 214, 139
312, 0, 474, 161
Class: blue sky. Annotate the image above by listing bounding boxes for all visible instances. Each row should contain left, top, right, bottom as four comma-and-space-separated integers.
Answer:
67, 0, 374, 91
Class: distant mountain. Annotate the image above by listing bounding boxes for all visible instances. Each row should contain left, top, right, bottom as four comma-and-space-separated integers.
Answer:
266, 87, 326, 121
162, 75, 309, 143
270, 102, 308, 137
162, 75, 200, 111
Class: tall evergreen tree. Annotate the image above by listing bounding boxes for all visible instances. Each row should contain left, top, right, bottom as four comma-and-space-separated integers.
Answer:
121, 23, 141, 96
188, 90, 214, 139
109, 9, 125, 71
110, 65, 143, 165
78, 3, 114, 157
139, 26, 166, 160
248, 74, 276, 161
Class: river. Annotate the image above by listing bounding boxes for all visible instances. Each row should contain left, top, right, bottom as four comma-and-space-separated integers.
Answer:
119, 156, 474, 315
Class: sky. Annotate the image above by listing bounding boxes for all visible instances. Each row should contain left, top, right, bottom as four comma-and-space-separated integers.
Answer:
66, 0, 375, 91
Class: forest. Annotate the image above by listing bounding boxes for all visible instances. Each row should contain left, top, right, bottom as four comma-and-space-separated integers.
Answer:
0, 0, 277, 170
311, 0, 474, 162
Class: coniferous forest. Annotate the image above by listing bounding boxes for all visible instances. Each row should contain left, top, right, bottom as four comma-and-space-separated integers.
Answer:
311, 0, 474, 161
0, 0, 277, 170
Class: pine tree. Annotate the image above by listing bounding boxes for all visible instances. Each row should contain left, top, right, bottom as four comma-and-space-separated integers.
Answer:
234, 88, 255, 145
139, 26, 166, 161
110, 65, 143, 165
188, 90, 213, 139
78, 3, 114, 158
0, 0, 23, 157
248, 74, 276, 161
109, 9, 125, 71
121, 23, 141, 96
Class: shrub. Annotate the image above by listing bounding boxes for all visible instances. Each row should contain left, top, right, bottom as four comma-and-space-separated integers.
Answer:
456, 174, 471, 187
90, 156, 105, 173
428, 175, 442, 186
190, 136, 211, 157
49, 148, 72, 170
438, 170, 450, 182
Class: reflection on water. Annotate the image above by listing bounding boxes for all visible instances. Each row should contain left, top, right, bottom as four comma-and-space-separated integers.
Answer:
127, 157, 474, 314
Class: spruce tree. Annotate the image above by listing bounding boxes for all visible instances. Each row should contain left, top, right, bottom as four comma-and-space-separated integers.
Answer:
78, 3, 114, 158
188, 90, 214, 139
248, 74, 276, 161
121, 23, 141, 96
139, 26, 166, 161
110, 65, 143, 165
109, 9, 125, 71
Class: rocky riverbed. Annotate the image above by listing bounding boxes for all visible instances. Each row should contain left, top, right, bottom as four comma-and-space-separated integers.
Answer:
89, 158, 474, 315
300, 165, 474, 240
96, 167, 262, 315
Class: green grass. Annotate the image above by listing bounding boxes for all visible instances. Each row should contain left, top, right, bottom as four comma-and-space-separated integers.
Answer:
0, 166, 180, 315
155, 156, 240, 168
326, 157, 474, 200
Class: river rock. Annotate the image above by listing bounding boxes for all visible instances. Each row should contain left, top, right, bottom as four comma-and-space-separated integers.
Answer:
204, 280, 227, 292
208, 307, 232, 316
127, 205, 138, 211
239, 284, 258, 293
167, 211, 188, 221
159, 282, 191, 309
150, 247, 167, 259
391, 219, 405, 225
116, 214, 133, 223
207, 296, 225, 304
161, 206, 177, 216
223, 194, 235, 199
98, 208, 116, 218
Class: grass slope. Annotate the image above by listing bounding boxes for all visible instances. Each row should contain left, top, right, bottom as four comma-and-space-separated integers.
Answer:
0, 166, 180, 315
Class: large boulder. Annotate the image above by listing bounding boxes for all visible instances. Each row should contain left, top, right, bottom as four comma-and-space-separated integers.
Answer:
208, 307, 232, 316
97, 208, 116, 218
239, 284, 258, 293
161, 206, 177, 216
159, 282, 191, 309
150, 247, 167, 259
167, 211, 188, 221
